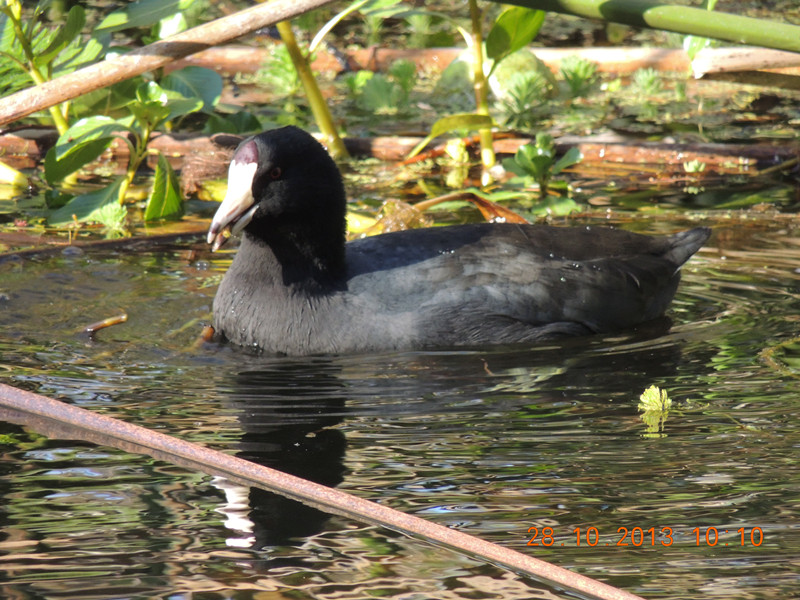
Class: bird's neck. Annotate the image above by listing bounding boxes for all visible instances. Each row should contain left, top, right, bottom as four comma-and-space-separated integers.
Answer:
241, 225, 347, 290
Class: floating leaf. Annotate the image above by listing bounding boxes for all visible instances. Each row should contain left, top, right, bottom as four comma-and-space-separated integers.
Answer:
144, 153, 184, 221
638, 385, 672, 438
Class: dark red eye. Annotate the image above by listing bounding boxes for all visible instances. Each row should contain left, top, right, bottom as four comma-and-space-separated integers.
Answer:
270, 167, 282, 180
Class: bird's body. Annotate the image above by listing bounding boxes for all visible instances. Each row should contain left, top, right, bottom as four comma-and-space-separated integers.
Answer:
208, 126, 710, 356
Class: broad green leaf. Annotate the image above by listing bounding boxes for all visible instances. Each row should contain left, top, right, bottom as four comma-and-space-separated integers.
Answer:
407, 113, 494, 159
161, 67, 222, 112
486, 7, 545, 70
75, 78, 140, 116
131, 81, 203, 127
95, 0, 194, 35
53, 116, 128, 161
44, 138, 113, 184
144, 153, 184, 221
158, 11, 186, 38
48, 178, 125, 226
45, 116, 131, 183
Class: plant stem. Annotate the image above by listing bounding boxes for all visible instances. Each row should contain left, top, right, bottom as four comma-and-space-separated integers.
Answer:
1, 2, 70, 134
468, 0, 495, 185
504, 0, 800, 52
275, 20, 349, 160
118, 127, 151, 205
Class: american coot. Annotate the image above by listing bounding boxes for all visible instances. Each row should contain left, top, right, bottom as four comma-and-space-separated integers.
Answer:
208, 126, 711, 355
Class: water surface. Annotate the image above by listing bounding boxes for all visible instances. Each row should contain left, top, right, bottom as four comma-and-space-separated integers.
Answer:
1, 217, 799, 599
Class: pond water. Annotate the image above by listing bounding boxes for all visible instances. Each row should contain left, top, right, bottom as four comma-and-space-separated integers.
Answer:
1, 211, 800, 600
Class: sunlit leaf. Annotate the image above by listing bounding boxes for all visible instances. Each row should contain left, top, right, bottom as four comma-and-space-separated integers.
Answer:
161, 67, 222, 113
95, 0, 194, 35
44, 116, 130, 184
53, 116, 127, 161
486, 8, 545, 70
144, 153, 184, 221
53, 36, 105, 76
36, 5, 85, 65
131, 81, 203, 127
552, 147, 583, 175
407, 113, 494, 159
44, 139, 111, 184
48, 177, 126, 226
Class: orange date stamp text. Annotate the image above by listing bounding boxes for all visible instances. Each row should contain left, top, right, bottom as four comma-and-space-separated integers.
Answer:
526, 526, 764, 548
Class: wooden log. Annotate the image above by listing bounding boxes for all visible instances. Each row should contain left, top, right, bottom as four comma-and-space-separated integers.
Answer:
0, 0, 339, 127
173, 45, 693, 76
692, 47, 800, 77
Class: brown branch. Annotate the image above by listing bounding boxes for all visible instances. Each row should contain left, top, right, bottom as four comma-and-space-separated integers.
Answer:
0, 0, 339, 127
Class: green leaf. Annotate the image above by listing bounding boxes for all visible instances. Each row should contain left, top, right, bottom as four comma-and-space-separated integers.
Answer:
48, 178, 126, 227
161, 67, 222, 113
44, 116, 129, 183
203, 111, 262, 135
44, 139, 111, 184
486, 8, 545, 68
54, 116, 127, 161
36, 5, 85, 65
131, 81, 203, 127
407, 113, 495, 159
144, 153, 184, 221
53, 36, 105, 76
95, 0, 192, 35
552, 147, 583, 175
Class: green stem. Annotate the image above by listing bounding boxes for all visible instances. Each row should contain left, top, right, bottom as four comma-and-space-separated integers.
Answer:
469, 0, 495, 184
2, 2, 70, 134
118, 126, 151, 205
502, 0, 800, 52
276, 20, 349, 160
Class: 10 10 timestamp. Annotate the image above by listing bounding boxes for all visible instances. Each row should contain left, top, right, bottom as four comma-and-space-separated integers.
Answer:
527, 526, 764, 547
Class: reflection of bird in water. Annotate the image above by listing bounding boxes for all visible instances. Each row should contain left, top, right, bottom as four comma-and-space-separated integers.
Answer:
212, 361, 346, 549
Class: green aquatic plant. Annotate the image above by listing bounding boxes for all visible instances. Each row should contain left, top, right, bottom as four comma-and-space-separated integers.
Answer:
0, 0, 105, 134
503, 133, 582, 199
2, 0, 218, 233
46, 74, 215, 232
631, 67, 663, 97
345, 59, 417, 115
499, 71, 549, 129
559, 55, 598, 98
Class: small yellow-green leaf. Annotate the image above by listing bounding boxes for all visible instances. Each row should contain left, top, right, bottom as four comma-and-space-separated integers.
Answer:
638, 385, 671, 412
407, 113, 495, 159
